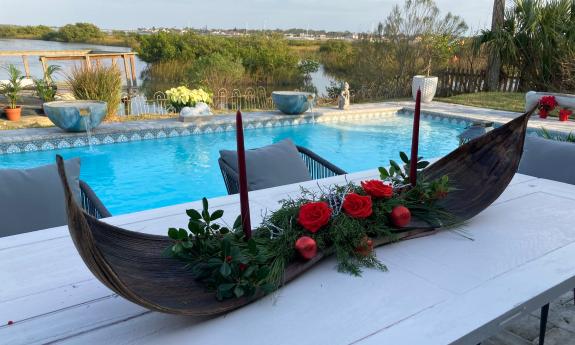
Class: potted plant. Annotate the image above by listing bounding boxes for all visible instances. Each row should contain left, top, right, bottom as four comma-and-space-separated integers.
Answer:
0, 64, 24, 121
538, 95, 558, 119
33, 65, 61, 113
559, 108, 572, 122
412, 35, 455, 103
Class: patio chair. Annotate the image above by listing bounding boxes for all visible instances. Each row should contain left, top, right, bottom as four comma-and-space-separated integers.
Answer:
0, 158, 110, 238
518, 135, 575, 345
218, 139, 347, 195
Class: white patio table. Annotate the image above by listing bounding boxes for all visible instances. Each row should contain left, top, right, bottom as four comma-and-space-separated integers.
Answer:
2, 170, 575, 345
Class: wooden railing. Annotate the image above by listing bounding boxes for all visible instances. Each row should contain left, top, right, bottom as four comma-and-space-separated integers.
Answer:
437, 68, 521, 97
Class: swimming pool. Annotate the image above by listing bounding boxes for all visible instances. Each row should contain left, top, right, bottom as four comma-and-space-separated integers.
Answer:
0, 113, 465, 215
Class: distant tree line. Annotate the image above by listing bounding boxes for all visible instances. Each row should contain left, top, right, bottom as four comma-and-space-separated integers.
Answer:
0, 23, 138, 46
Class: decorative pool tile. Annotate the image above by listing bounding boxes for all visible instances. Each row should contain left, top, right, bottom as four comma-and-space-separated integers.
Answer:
72, 139, 85, 147
41, 142, 55, 151
7, 145, 21, 154
24, 143, 38, 152
130, 133, 141, 141
57, 140, 71, 149
143, 132, 154, 140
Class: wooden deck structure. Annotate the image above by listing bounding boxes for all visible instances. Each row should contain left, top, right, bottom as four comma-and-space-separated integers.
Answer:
0, 50, 138, 88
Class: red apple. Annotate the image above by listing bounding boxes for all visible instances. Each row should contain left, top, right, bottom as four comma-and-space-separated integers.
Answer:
295, 236, 317, 260
390, 206, 411, 228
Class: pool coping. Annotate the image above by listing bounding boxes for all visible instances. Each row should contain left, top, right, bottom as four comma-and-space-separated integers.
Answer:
1, 101, 573, 155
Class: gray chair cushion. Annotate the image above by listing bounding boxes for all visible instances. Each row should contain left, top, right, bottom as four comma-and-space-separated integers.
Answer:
220, 139, 312, 191
0, 158, 81, 237
518, 136, 575, 185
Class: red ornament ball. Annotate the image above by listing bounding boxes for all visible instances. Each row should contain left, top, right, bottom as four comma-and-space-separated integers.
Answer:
295, 236, 317, 260
390, 206, 411, 228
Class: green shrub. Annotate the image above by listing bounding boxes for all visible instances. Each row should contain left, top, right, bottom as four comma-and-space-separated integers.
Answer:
66, 64, 122, 118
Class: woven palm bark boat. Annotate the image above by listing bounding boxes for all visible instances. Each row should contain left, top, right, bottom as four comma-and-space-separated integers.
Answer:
56, 108, 534, 316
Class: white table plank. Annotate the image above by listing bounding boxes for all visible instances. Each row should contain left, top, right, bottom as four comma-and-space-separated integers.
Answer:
1, 172, 573, 345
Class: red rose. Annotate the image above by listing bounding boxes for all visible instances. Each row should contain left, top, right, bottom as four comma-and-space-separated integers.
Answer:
361, 180, 393, 198
298, 202, 332, 233
343, 193, 373, 218
539, 108, 549, 119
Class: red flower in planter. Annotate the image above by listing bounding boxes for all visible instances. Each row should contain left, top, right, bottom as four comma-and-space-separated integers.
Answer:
298, 202, 332, 233
538, 96, 558, 119
343, 193, 373, 218
361, 180, 393, 198
559, 108, 572, 122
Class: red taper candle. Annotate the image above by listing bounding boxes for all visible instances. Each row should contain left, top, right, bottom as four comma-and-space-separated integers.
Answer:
235, 110, 252, 239
409, 88, 421, 187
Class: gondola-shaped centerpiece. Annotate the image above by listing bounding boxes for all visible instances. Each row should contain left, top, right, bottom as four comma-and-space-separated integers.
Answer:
56, 92, 535, 316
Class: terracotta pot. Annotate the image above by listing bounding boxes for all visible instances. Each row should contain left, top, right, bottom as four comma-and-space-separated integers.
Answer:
4, 106, 21, 121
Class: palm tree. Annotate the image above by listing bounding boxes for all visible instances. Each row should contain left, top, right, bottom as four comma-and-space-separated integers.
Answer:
486, 0, 506, 91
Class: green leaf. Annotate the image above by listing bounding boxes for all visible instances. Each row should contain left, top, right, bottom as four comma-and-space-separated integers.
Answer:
243, 265, 257, 277
188, 220, 201, 234
233, 215, 242, 229
399, 151, 409, 164
181, 240, 193, 249
210, 209, 224, 221
248, 238, 258, 255
202, 209, 210, 223
172, 242, 183, 254
178, 228, 188, 240
186, 209, 202, 220
220, 262, 232, 277
417, 161, 430, 169
219, 227, 230, 234
234, 285, 245, 298
218, 283, 235, 292
390, 160, 401, 171
202, 197, 209, 212
168, 228, 179, 240
378, 167, 389, 178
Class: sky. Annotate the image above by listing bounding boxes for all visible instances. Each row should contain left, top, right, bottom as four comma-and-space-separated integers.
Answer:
0, 0, 494, 33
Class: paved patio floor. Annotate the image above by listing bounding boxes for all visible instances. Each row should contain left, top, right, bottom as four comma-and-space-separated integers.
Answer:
487, 291, 575, 345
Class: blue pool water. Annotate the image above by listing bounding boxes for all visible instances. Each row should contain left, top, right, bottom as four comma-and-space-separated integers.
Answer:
0, 114, 465, 215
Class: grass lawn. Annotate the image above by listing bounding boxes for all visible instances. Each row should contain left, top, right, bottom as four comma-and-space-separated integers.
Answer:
436, 92, 525, 113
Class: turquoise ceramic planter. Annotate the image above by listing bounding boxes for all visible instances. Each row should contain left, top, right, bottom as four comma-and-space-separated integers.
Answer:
44, 101, 107, 132
271, 91, 315, 115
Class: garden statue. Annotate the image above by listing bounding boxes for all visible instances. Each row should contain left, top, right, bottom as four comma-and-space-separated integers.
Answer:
338, 82, 350, 110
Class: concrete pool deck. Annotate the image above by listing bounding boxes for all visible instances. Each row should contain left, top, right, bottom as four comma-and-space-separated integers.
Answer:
1, 101, 574, 155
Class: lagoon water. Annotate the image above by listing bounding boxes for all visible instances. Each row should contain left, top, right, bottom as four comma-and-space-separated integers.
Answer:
0, 38, 147, 82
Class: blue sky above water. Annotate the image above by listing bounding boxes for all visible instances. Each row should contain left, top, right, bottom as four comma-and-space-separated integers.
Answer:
0, 0, 494, 32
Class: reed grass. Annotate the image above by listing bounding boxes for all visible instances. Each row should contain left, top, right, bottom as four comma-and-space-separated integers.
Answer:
66, 64, 122, 119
